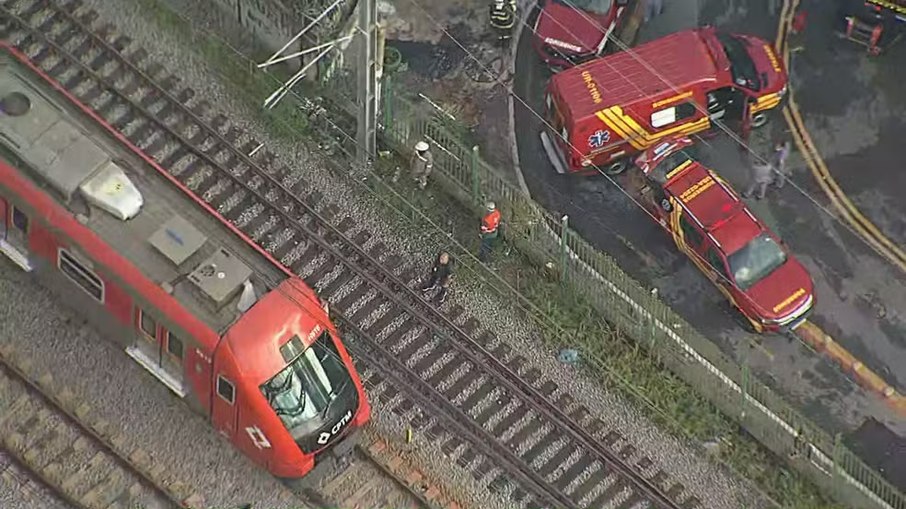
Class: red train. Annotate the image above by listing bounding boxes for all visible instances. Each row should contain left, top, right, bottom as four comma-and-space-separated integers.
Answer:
0, 43, 369, 481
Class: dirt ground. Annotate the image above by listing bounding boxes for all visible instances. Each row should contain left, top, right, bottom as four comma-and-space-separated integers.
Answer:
378, 0, 521, 171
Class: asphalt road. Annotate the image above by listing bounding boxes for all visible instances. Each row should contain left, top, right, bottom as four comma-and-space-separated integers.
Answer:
512, 0, 906, 452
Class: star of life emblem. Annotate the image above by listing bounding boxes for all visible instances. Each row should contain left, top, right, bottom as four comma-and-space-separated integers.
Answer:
588, 129, 611, 149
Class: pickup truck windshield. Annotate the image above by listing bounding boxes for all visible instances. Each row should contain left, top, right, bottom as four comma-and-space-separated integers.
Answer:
554, 0, 614, 16
260, 332, 352, 440
727, 233, 787, 290
716, 33, 761, 92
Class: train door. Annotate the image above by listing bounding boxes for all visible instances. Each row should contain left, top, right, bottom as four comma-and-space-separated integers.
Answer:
126, 308, 187, 398
0, 199, 33, 271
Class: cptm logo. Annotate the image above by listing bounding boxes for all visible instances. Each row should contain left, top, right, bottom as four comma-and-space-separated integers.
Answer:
317, 410, 353, 445
588, 129, 611, 149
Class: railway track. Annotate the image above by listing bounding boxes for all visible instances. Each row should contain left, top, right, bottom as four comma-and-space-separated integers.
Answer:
302, 443, 434, 509
1, 450, 72, 509
0, 351, 181, 509
2, 1, 708, 507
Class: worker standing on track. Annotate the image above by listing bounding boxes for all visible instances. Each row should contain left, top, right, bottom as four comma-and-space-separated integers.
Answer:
479, 201, 501, 262
421, 251, 455, 304
489, 0, 517, 43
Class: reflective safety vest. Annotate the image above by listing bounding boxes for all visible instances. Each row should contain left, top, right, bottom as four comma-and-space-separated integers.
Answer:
481, 209, 501, 236
490, 0, 516, 30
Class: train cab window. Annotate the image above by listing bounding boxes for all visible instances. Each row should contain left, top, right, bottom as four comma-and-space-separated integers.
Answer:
651, 102, 697, 128
12, 207, 28, 233
139, 311, 157, 339
166, 332, 184, 360
58, 249, 104, 302
217, 376, 235, 405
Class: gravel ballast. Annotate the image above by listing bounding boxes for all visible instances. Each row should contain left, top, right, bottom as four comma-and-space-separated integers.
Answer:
40, 0, 772, 506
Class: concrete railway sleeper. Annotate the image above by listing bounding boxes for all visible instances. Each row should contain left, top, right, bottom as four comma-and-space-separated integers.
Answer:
0, 350, 183, 509
2, 1, 706, 507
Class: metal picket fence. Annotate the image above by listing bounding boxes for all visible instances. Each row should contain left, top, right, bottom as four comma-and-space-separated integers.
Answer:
378, 76, 904, 509
137, 2, 903, 506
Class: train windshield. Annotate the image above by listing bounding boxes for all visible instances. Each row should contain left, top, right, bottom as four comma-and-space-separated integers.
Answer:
260, 331, 355, 441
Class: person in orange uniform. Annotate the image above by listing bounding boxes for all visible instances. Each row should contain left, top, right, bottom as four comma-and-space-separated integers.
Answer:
479, 201, 501, 262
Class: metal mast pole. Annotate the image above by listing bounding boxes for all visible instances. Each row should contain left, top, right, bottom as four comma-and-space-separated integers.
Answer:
356, 0, 377, 164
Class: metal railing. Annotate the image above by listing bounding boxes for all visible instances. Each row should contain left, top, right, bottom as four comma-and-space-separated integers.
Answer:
137, 3, 904, 507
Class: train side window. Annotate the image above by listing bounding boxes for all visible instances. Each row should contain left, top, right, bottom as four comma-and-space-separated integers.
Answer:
12, 207, 28, 233
166, 332, 184, 360
217, 376, 235, 405
58, 248, 104, 302
139, 310, 156, 339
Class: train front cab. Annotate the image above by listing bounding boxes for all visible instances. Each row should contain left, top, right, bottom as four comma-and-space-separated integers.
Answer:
211, 278, 370, 483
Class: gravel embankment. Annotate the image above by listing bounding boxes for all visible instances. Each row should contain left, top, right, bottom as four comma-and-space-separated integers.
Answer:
0, 452, 72, 509
70, 0, 771, 507
0, 259, 297, 508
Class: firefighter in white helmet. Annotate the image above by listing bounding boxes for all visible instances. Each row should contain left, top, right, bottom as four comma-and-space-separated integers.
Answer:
407, 140, 434, 189
489, 0, 517, 42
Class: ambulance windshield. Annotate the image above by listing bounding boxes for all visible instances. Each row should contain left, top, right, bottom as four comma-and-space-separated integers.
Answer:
556, 0, 613, 15
716, 33, 760, 92
727, 233, 787, 290
260, 332, 354, 440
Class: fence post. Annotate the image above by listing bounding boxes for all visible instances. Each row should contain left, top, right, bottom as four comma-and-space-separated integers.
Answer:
383, 74, 392, 137
560, 215, 569, 285
471, 145, 480, 205
833, 432, 843, 499
740, 362, 749, 421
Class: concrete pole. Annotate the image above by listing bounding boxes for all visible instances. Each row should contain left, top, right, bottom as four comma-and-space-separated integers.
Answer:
356, 0, 378, 164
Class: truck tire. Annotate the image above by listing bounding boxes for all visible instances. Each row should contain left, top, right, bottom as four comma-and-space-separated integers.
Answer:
751, 111, 770, 129
603, 159, 628, 175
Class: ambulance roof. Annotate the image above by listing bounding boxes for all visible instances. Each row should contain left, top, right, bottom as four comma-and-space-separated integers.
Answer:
664, 160, 761, 254
551, 29, 723, 121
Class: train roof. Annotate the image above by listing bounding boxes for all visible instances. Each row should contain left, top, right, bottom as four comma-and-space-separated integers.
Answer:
551, 29, 724, 121
0, 53, 287, 334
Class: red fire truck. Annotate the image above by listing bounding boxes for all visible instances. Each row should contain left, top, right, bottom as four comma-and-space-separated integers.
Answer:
532, 0, 629, 70
630, 137, 814, 333
541, 28, 788, 176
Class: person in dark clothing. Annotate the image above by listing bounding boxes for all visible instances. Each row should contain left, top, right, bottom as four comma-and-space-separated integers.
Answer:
489, 0, 517, 41
421, 251, 454, 304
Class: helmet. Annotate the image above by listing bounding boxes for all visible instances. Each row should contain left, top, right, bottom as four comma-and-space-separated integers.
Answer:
486, 201, 496, 211
415, 141, 429, 152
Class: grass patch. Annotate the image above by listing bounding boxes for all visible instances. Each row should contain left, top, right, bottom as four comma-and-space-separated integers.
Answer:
134, 2, 846, 507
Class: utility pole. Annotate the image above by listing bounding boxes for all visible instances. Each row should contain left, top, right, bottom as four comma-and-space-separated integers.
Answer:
356, 0, 378, 164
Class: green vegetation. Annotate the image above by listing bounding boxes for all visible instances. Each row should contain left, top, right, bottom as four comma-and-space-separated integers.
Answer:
134, 2, 845, 507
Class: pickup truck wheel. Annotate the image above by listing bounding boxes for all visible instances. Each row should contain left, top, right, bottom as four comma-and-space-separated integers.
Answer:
603, 159, 628, 176
751, 111, 770, 129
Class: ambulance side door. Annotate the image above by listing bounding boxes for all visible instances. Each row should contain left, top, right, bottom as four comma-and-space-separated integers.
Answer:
706, 87, 744, 123
671, 210, 705, 256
